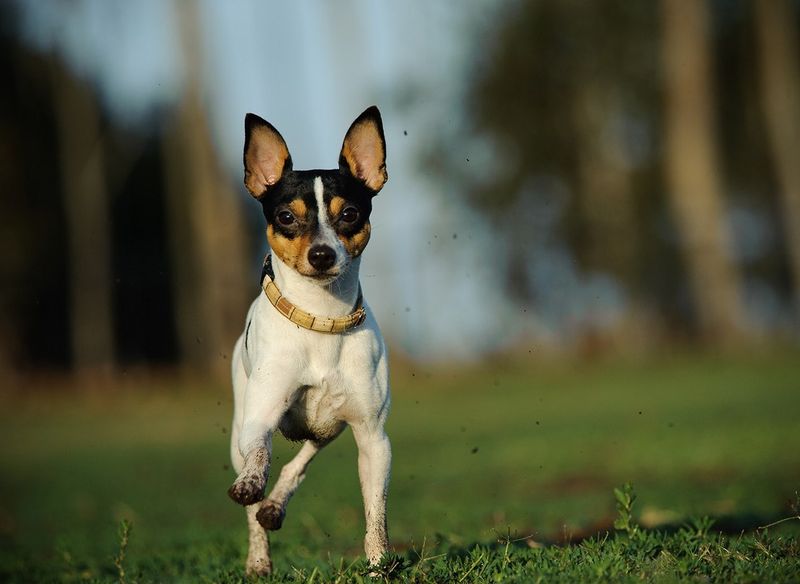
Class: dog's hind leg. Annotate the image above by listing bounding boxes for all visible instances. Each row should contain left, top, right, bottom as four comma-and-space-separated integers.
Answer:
245, 503, 272, 576
257, 440, 322, 530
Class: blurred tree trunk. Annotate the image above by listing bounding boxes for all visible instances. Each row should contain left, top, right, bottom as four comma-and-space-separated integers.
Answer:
162, 1, 249, 378
574, 85, 637, 284
753, 0, 800, 323
573, 81, 651, 344
51, 66, 115, 376
661, 0, 746, 342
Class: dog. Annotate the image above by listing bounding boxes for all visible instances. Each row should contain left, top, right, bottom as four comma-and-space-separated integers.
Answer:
228, 106, 391, 576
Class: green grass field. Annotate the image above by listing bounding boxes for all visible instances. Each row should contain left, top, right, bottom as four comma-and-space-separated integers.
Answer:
1, 352, 799, 582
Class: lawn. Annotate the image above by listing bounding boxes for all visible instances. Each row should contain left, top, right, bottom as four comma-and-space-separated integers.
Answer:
0, 351, 799, 582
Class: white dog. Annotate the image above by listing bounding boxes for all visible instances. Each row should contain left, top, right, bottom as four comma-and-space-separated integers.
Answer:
228, 106, 391, 576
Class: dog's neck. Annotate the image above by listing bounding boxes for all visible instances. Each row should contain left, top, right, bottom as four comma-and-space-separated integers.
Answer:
270, 253, 362, 317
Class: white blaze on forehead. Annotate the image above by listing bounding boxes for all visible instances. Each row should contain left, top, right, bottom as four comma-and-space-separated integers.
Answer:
314, 177, 329, 227
313, 176, 345, 257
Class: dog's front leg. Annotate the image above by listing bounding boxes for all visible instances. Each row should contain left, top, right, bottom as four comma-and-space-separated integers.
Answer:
229, 378, 295, 506
228, 439, 270, 506
352, 423, 392, 566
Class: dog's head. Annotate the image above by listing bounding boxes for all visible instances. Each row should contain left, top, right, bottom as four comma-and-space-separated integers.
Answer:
243, 106, 387, 283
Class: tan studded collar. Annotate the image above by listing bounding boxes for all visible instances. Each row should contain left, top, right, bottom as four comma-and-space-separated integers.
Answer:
261, 255, 367, 334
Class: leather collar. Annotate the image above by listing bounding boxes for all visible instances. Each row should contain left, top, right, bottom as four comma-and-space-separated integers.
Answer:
261, 255, 366, 334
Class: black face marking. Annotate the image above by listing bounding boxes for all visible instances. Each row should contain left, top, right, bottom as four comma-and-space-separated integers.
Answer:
260, 170, 374, 241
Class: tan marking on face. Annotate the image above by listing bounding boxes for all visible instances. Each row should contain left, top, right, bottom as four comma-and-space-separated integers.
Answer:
328, 196, 346, 218
267, 225, 313, 271
339, 222, 371, 258
288, 200, 308, 220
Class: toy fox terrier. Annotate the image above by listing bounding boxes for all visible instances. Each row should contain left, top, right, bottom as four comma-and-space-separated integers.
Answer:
228, 106, 391, 576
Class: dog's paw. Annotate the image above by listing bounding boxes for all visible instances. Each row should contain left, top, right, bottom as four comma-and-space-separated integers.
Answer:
245, 556, 272, 577
256, 500, 286, 530
227, 474, 265, 506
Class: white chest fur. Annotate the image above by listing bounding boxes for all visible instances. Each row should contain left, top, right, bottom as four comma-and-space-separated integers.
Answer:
236, 291, 389, 444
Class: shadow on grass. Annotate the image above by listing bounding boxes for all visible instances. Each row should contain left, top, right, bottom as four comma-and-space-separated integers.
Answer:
406, 508, 800, 561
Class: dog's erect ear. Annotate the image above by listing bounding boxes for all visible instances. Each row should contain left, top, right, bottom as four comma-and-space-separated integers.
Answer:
243, 113, 293, 198
339, 106, 388, 193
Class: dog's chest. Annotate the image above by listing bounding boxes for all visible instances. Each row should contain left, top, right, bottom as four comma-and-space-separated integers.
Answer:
248, 296, 383, 443
279, 370, 349, 443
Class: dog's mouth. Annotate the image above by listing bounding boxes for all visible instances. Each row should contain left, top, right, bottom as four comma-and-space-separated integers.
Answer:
298, 254, 351, 283
310, 271, 339, 281
301, 268, 343, 283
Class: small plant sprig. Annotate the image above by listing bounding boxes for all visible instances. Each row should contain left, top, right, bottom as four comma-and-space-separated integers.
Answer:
758, 490, 800, 531
613, 482, 639, 537
686, 515, 716, 540
360, 552, 406, 582
113, 519, 132, 584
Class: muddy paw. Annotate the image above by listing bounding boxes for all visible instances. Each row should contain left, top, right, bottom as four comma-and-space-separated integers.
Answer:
227, 475, 265, 506
256, 500, 286, 530
245, 556, 272, 577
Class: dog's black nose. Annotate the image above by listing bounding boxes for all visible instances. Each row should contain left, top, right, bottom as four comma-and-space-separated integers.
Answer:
308, 245, 336, 271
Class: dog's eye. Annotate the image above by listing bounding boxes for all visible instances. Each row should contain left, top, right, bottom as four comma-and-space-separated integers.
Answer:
277, 210, 296, 226
340, 206, 359, 223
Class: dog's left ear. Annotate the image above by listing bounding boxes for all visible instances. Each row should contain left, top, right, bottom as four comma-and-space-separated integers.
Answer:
339, 106, 388, 193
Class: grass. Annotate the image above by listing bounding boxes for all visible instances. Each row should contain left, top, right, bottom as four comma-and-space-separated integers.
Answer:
0, 351, 799, 582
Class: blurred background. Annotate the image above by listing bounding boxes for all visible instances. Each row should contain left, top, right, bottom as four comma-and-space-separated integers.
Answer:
1, 0, 799, 579
1, 0, 800, 378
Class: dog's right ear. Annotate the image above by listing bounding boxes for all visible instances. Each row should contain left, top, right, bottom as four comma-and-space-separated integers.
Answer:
243, 113, 293, 198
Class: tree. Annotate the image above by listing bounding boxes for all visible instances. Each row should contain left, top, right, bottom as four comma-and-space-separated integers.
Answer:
161, 1, 250, 377
435, 1, 661, 342
660, 0, 746, 342
753, 0, 800, 324
51, 63, 115, 375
